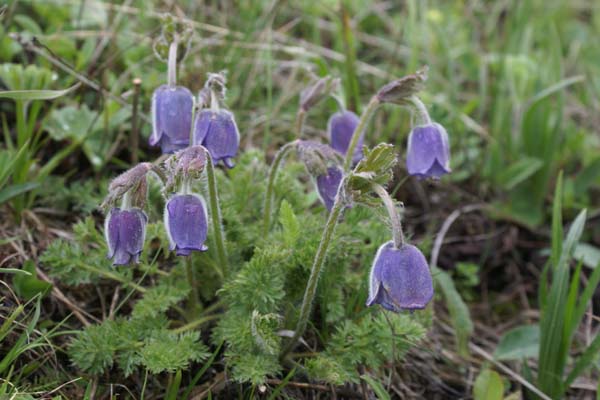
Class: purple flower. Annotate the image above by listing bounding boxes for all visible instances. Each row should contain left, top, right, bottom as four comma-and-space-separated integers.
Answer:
150, 85, 194, 154
328, 110, 363, 164
406, 123, 450, 179
193, 109, 240, 168
366, 242, 434, 312
164, 194, 209, 256
315, 167, 343, 212
105, 208, 147, 265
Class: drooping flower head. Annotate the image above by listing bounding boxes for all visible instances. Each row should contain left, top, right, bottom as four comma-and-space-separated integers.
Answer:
328, 110, 363, 164
105, 208, 147, 265
315, 167, 344, 212
366, 241, 434, 312
150, 85, 194, 153
406, 122, 450, 179
164, 194, 209, 256
194, 109, 240, 168
296, 140, 345, 212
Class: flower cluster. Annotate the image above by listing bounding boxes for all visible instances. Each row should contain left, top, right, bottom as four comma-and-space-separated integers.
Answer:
273, 70, 451, 316
104, 145, 215, 266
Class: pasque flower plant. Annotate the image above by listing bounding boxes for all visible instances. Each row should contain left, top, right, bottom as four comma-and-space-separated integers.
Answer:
95, 18, 450, 385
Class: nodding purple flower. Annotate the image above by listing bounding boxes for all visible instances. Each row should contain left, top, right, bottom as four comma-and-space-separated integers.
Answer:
150, 85, 194, 154
366, 242, 434, 312
164, 194, 209, 256
315, 167, 344, 212
406, 123, 450, 179
328, 110, 363, 164
105, 208, 147, 265
193, 109, 240, 168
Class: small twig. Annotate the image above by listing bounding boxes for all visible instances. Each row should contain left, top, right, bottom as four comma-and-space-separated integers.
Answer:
36, 268, 98, 326
430, 204, 486, 268
264, 379, 363, 398
438, 321, 553, 400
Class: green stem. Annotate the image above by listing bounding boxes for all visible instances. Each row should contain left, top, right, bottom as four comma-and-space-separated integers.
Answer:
167, 40, 178, 87
262, 141, 298, 235
280, 177, 347, 359
204, 148, 229, 278
76, 262, 146, 293
343, 96, 380, 171
409, 95, 431, 125
295, 109, 306, 140
171, 314, 220, 334
185, 256, 200, 309
371, 182, 404, 249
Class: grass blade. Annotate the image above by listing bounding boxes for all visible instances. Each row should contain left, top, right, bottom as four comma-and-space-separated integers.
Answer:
0, 83, 80, 100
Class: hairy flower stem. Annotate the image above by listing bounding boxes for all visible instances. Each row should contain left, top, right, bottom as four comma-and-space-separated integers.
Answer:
185, 256, 200, 312
295, 109, 306, 139
280, 178, 347, 359
343, 96, 380, 171
282, 95, 382, 359
262, 140, 298, 235
204, 148, 229, 278
409, 95, 431, 125
167, 39, 178, 87
371, 182, 404, 249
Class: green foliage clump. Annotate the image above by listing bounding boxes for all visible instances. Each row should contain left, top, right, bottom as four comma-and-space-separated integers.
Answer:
69, 315, 209, 376
306, 313, 427, 385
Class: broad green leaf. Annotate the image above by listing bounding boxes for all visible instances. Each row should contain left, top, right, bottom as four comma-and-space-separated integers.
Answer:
551, 172, 564, 268
497, 157, 544, 190
0, 84, 79, 101
573, 157, 600, 195
564, 333, 600, 388
433, 267, 473, 355
0, 182, 40, 205
13, 260, 52, 300
573, 243, 600, 269
494, 325, 539, 361
538, 208, 587, 397
473, 368, 504, 400
0, 268, 32, 276
360, 375, 391, 400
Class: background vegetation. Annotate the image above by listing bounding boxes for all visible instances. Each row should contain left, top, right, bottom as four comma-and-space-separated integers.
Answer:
1, 0, 599, 398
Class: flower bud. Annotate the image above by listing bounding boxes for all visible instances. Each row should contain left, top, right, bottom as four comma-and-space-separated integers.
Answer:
150, 85, 194, 153
193, 109, 240, 168
296, 140, 341, 177
299, 76, 340, 112
366, 242, 433, 311
376, 67, 427, 105
164, 194, 209, 256
315, 166, 344, 212
105, 208, 147, 265
328, 110, 363, 164
406, 123, 450, 179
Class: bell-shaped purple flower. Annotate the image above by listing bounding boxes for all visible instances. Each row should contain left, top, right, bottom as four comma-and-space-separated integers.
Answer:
164, 194, 209, 256
328, 110, 363, 164
193, 109, 239, 168
366, 241, 433, 312
315, 167, 343, 212
406, 123, 451, 179
150, 85, 194, 154
105, 208, 147, 265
